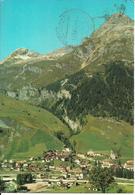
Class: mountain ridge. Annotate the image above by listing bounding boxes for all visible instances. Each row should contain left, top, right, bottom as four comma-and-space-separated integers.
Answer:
0, 13, 133, 159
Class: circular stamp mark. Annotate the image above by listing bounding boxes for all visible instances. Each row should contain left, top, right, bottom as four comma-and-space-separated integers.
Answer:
56, 9, 95, 46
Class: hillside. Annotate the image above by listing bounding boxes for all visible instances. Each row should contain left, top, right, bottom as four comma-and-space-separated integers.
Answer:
0, 95, 70, 160
0, 46, 82, 101
46, 61, 133, 126
0, 95, 132, 160
70, 115, 133, 160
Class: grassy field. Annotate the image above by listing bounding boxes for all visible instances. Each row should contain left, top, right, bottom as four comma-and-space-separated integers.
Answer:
0, 95, 70, 159
37, 183, 91, 193
108, 182, 134, 193
71, 115, 133, 160
118, 183, 134, 193
34, 181, 134, 193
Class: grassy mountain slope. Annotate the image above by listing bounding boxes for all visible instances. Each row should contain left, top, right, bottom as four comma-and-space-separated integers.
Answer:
70, 115, 133, 160
0, 95, 70, 160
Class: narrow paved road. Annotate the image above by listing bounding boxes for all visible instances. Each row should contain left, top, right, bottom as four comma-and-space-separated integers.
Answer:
36, 178, 89, 183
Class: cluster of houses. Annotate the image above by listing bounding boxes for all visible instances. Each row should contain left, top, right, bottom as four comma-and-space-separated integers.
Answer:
0, 148, 134, 185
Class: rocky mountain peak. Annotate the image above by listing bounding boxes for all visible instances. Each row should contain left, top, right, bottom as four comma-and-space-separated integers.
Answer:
1, 48, 42, 65
11, 48, 41, 58
107, 13, 133, 25
80, 14, 133, 69
11, 48, 29, 56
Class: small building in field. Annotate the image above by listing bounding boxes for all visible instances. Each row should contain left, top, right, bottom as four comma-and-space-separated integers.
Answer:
102, 159, 114, 168
77, 153, 86, 159
87, 150, 95, 157
87, 150, 103, 158
123, 160, 134, 170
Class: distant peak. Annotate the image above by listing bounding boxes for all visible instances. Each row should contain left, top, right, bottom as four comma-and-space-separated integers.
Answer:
11, 48, 29, 56
10, 48, 41, 58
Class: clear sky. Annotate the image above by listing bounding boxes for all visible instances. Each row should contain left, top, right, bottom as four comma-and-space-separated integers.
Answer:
0, 0, 134, 60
